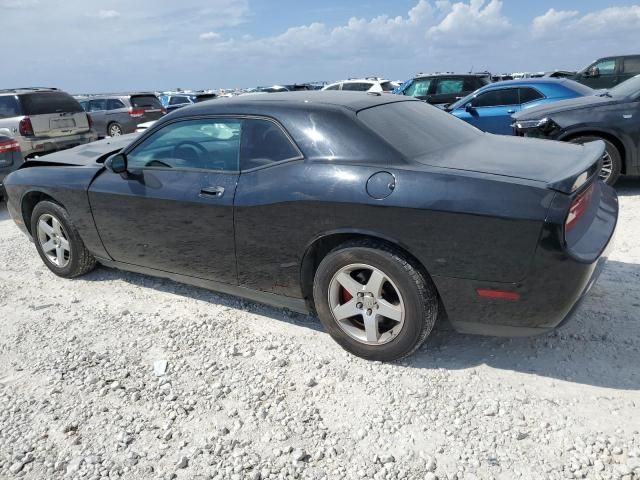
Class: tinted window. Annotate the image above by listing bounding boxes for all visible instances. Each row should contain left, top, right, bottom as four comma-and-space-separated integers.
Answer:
380, 81, 395, 92
130, 95, 162, 109
169, 96, 190, 105
240, 119, 300, 170
127, 119, 241, 171
436, 79, 464, 94
78, 100, 89, 112
325, 84, 341, 91
20, 92, 83, 115
107, 99, 126, 110
472, 89, 519, 107
358, 101, 480, 158
623, 57, 640, 74
519, 88, 544, 103
89, 99, 107, 112
193, 94, 217, 103
405, 79, 432, 97
0, 96, 21, 118
342, 82, 372, 92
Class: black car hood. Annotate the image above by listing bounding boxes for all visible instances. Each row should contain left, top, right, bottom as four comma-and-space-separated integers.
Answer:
23, 134, 136, 167
514, 95, 620, 120
415, 134, 604, 193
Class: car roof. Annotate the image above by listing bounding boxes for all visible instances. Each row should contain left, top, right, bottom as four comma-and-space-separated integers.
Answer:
173, 91, 416, 116
414, 73, 484, 79
480, 78, 573, 87
0, 87, 60, 95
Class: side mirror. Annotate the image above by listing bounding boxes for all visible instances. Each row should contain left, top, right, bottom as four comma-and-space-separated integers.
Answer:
465, 103, 475, 112
587, 67, 600, 78
104, 153, 128, 174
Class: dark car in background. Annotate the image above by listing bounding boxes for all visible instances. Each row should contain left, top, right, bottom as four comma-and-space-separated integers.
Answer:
573, 54, 640, 90
0, 128, 22, 198
78, 94, 166, 137
160, 93, 217, 113
0, 88, 96, 159
398, 74, 491, 106
447, 79, 592, 135
513, 74, 640, 185
4, 92, 617, 362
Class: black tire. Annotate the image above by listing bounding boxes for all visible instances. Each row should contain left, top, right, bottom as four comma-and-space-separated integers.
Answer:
569, 136, 622, 186
30, 201, 96, 278
107, 122, 123, 137
313, 240, 438, 362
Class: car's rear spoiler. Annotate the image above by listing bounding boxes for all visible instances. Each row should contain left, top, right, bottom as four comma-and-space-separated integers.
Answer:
547, 141, 605, 194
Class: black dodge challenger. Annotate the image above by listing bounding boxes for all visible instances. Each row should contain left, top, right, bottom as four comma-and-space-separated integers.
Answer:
4, 92, 618, 361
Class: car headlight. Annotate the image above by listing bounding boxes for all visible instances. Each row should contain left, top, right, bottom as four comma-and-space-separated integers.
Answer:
513, 118, 549, 130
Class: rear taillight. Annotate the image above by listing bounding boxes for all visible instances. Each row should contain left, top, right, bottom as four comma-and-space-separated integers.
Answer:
86, 113, 93, 129
0, 138, 20, 153
19, 117, 34, 136
129, 108, 145, 118
566, 183, 594, 232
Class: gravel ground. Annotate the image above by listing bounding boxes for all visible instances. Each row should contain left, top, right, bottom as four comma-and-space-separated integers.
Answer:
0, 180, 639, 480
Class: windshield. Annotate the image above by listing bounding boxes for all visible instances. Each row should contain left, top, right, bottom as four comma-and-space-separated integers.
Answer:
607, 75, 640, 98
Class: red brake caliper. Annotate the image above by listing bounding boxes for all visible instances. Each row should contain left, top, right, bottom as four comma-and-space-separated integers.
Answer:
341, 288, 353, 304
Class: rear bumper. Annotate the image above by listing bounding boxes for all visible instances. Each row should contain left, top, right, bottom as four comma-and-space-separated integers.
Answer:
18, 131, 98, 159
434, 181, 618, 336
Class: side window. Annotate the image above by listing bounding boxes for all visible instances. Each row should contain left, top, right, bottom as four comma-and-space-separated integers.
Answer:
436, 79, 464, 95
623, 57, 640, 74
89, 99, 107, 112
0, 95, 20, 118
519, 88, 544, 104
472, 89, 520, 108
325, 84, 341, 91
107, 99, 125, 110
592, 59, 616, 75
240, 119, 300, 171
342, 83, 372, 92
405, 79, 432, 97
127, 119, 241, 171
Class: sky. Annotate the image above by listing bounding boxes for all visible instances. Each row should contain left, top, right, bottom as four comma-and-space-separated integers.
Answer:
2, 0, 640, 93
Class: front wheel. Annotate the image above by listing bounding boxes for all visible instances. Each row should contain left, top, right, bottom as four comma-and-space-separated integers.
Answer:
569, 136, 622, 186
31, 201, 97, 278
107, 122, 123, 137
313, 241, 438, 361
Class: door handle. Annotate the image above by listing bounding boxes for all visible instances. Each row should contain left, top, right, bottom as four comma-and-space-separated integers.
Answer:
200, 186, 225, 197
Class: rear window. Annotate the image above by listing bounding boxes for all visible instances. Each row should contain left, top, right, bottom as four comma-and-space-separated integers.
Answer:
0, 95, 21, 118
130, 95, 162, 109
380, 82, 395, 92
342, 83, 373, 92
20, 92, 83, 115
193, 94, 217, 103
358, 100, 480, 158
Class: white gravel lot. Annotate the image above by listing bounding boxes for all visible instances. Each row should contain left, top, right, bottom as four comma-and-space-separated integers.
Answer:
0, 180, 639, 480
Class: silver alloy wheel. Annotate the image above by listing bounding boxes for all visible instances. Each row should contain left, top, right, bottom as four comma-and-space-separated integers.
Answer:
328, 263, 405, 345
36, 214, 71, 268
109, 124, 123, 136
599, 151, 613, 182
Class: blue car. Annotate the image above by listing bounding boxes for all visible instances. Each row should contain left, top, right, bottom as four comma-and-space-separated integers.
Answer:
446, 79, 593, 135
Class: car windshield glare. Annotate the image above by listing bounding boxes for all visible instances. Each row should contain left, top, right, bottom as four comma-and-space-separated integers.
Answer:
607, 75, 640, 98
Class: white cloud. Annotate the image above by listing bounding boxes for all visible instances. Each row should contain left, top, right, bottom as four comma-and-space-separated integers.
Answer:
199, 32, 221, 41
97, 9, 120, 19
428, 0, 512, 43
0, 0, 38, 7
532, 9, 578, 36
533, 6, 640, 38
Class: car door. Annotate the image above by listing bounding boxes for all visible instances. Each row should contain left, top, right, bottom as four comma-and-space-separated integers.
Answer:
579, 58, 618, 89
88, 99, 108, 136
88, 117, 241, 283
106, 98, 128, 131
459, 88, 521, 135
428, 78, 466, 105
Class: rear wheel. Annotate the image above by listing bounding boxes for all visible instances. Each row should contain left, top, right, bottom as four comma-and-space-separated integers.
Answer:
313, 241, 438, 361
568, 136, 622, 186
31, 201, 96, 278
107, 122, 123, 137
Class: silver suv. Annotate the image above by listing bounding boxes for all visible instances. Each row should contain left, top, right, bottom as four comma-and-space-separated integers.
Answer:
0, 88, 97, 159
76, 93, 166, 138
